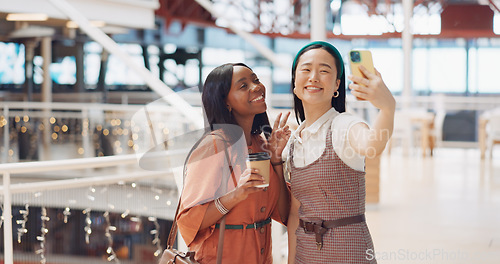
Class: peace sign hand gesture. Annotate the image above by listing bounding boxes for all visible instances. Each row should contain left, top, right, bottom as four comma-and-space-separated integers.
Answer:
265, 112, 292, 164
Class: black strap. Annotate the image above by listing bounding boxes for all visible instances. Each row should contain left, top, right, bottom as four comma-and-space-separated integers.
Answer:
167, 131, 234, 264
215, 217, 271, 230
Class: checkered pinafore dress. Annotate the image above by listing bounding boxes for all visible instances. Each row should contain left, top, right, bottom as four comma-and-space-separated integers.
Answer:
290, 127, 376, 264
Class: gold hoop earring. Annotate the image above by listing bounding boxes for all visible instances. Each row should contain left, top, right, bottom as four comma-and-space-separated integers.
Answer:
333, 91, 339, 98
227, 105, 232, 112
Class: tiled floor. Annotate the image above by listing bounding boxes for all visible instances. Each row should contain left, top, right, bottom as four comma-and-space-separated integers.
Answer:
365, 147, 500, 264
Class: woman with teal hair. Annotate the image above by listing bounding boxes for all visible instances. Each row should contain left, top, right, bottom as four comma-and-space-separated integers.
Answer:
283, 41, 395, 263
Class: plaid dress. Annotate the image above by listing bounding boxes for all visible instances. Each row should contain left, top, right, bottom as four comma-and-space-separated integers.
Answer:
290, 128, 376, 264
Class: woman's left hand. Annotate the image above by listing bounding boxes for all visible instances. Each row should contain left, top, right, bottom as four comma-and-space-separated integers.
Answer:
266, 112, 291, 163
348, 66, 395, 112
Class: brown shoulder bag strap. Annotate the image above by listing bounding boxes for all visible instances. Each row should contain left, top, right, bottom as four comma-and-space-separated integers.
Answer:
166, 132, 234, 264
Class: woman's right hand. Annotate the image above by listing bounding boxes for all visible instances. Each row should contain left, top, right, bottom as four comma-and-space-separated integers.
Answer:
233, 168, 265, 202
348, 66, 395, 112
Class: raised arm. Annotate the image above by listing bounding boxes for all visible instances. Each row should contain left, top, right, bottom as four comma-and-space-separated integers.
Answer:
347, 66, 396, 157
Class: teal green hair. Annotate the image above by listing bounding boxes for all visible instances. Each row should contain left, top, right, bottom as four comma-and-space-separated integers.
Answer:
292, 41, 344, 78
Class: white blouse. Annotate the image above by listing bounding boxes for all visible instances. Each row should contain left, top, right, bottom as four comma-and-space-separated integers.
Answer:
282, 108, 367, 173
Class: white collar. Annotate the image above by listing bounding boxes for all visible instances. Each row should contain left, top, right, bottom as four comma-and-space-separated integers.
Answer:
305, 108, 338, 134
292, 108, 339, 143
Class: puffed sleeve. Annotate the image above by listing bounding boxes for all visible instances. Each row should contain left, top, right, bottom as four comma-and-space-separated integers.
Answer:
331, 112, 368, 171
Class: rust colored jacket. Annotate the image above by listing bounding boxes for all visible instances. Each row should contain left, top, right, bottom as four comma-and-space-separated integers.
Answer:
177, 133, 285, 263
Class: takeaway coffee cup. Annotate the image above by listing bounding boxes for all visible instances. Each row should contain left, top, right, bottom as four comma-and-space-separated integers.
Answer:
246, 152, 271, 188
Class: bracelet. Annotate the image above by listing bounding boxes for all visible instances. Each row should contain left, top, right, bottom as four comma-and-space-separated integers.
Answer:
214, 198, 229, 215
271, 160, 285, 166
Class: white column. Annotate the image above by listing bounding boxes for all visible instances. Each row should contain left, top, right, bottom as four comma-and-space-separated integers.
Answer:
272, 221, 286, 263
310, 0, 327, 41
41, 37, 52, 160
81, 109, 92, 158
2, 106, 8, 163
41, 37, 52, 104
402, 0, 413, 110
402, 0, 414, 156
3, 172, 13, 264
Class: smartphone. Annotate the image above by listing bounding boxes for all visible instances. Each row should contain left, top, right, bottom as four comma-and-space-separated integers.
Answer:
349, 50, 375, 100
349, 50, 375, 81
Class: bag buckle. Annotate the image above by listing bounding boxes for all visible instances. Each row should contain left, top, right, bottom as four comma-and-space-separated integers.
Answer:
253, 218, 270, 229
302, 221, 328, 250
316, 241, 323, 250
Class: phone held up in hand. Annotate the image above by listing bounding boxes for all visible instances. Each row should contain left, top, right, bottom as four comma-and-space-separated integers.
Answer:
349, 50, 375, 79
349, 50, 375, 100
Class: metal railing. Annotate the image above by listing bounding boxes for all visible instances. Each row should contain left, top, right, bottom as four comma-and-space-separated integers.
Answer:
1, 149, 187, 264
0, 101, 195, 264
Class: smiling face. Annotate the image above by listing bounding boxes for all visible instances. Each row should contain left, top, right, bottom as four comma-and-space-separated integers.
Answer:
225, 65, 267, 120
293, 48, 340, 108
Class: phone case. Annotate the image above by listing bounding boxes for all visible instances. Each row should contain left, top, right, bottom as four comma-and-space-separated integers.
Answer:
349, 50, 375, 79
